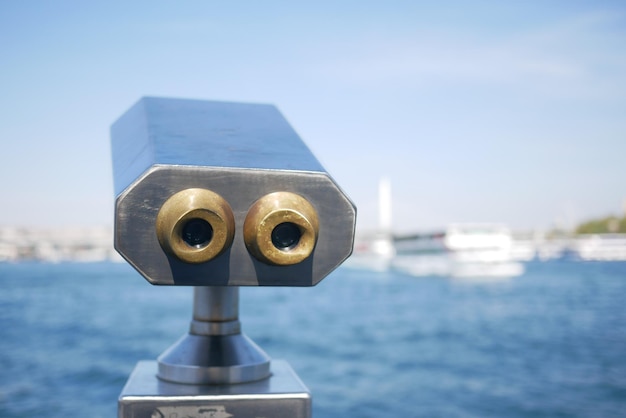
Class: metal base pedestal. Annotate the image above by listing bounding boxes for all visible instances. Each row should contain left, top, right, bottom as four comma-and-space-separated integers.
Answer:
119, 360, 311, 418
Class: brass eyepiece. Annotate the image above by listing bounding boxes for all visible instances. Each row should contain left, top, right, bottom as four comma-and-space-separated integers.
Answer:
244, 192, 319, 266
156, 188, 235, 264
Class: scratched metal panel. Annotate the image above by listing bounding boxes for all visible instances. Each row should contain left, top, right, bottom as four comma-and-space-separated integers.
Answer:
111, 97, 325, 197
115, 166, 355, 286
111, 97, 355, 286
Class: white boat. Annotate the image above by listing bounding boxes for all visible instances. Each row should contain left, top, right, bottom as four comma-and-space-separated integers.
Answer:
391, 224, 525, 278
571, 234, 626, 261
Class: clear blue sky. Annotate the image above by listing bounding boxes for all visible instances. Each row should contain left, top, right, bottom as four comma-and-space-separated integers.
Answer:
1, 1, 625, 232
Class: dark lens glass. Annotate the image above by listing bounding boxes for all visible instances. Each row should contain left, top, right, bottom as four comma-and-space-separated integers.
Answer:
182, 218, 213, 249
271, 222, 301, 250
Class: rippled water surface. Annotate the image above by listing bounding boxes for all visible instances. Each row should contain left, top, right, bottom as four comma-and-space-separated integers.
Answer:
1, 261, 625, 417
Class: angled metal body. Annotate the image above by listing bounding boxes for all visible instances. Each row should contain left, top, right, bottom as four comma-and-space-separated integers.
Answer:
112, 97, 355, 286
111, 97, 356, 418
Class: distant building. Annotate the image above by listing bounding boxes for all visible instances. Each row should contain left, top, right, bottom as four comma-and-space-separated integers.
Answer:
0, 226, 122, 262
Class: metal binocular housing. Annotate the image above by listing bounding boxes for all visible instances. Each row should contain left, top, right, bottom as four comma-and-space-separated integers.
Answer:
111, 97, 356, 287
112, 97, 356, 417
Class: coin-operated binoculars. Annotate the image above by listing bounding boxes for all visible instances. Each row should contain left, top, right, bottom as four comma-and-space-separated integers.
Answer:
111, 97, 356, 418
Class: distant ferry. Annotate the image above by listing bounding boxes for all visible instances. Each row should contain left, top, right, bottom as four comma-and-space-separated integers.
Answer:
391, 224, 524, 278
571, 234, 626, 261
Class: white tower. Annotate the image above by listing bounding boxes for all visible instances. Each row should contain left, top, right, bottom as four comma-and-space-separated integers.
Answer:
378, 177, 392, 233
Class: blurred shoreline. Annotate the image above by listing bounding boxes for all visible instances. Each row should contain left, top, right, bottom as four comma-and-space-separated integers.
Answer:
0, 226, 122, 263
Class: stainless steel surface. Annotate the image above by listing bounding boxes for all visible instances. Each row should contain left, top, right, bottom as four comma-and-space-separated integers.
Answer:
111, 97, 356, 286
111, 97, 355, 416
111, 97, 325, 197
115, 166, 354, 286
193, 287, 238, 325
157, 287, 271, 385
157, 333, 271, 385
119, 360, 311, 418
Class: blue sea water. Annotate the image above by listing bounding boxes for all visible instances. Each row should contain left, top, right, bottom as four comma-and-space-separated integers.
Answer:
1, 261, 626, 417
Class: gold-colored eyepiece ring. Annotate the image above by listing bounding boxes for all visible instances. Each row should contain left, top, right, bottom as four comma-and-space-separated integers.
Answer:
156, 188, 235, 264
244, 192, 319, 266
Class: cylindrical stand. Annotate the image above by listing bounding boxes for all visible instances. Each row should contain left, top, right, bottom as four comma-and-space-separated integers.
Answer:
157, 286, 271, 385
118, 286, 311, 418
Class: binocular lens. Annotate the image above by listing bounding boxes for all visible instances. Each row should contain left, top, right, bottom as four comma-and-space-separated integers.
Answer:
182, 218, 213, 249
271, 222, 301, 250
156, 188, 235, 264
243, 192, 319, 265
